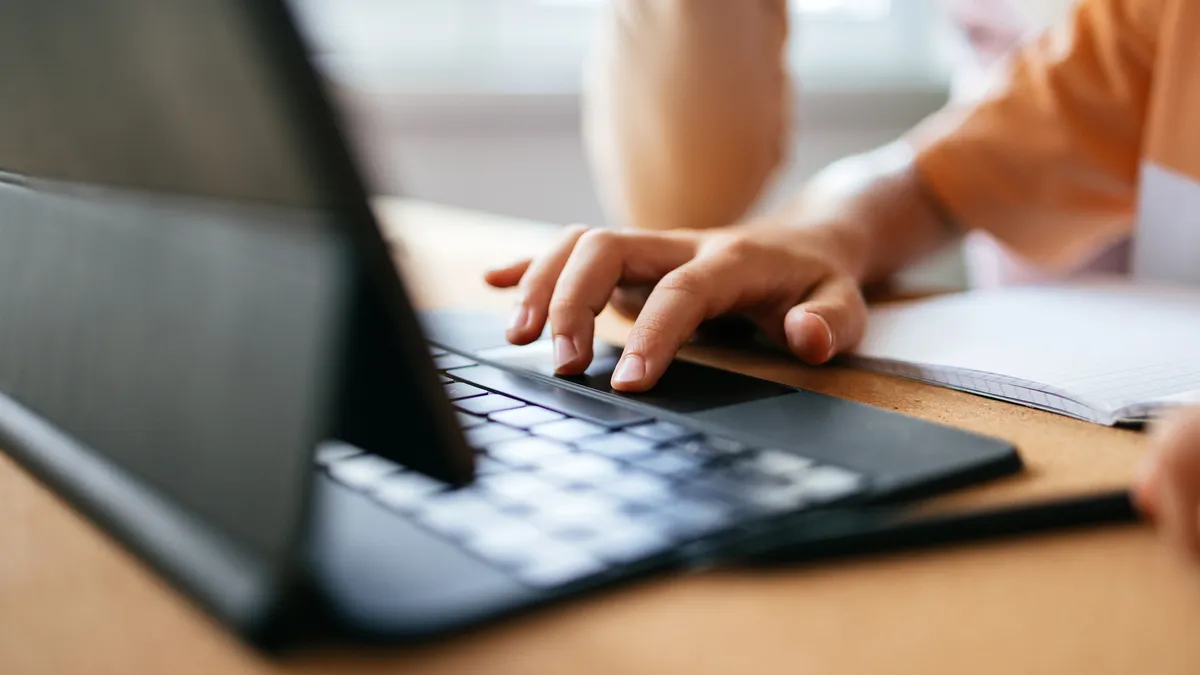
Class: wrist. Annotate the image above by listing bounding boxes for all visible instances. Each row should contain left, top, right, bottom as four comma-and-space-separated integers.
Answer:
806, 217, 874, 283
776, 143, 951, 284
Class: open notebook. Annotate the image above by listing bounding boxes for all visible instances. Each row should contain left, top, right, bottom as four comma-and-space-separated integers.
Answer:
849, 281, 1200, 426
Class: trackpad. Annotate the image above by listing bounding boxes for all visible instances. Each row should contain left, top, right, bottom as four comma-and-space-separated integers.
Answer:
476, 340, 792, 414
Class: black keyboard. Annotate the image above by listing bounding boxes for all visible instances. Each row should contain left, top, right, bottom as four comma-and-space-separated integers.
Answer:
315, 348, 867, 589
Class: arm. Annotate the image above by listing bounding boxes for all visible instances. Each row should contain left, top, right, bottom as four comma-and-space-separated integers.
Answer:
771, 140, 954, 286
782, 0, 1159, 285
490, 0, 1160, 393
582, 0, 791, 232
904, 0, 1158, 269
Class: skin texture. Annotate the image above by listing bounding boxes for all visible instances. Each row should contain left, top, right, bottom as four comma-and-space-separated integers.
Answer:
485, 0, 1200, 559
581, 0, 791, 233
485, 143, 948, 393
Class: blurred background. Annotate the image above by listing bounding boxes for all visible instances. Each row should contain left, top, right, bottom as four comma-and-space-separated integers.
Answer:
286, 0, 1059, 287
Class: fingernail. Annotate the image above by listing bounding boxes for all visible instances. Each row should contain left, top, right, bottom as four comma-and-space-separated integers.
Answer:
554, 335, 578, 368
612, 354, 646, 386
509, 304, 531, 332
806, 312, 836, 361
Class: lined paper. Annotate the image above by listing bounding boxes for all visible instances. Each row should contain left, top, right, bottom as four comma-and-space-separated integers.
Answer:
850, 280, 1200, 425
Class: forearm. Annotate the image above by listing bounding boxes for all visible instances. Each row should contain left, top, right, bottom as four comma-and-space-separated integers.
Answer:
779, 141, 955, 284
583, 0, 791, 231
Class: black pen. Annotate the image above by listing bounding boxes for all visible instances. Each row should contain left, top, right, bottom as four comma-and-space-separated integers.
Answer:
733, 489, 1141, 566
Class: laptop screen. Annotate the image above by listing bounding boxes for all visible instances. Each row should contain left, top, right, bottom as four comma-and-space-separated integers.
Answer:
0, 0, 363, 564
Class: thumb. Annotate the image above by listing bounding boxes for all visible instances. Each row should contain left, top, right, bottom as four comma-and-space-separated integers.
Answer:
783, 275, 867, 365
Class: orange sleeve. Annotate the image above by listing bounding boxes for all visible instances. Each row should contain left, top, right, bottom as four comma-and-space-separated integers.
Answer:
911, 0, 1162, 268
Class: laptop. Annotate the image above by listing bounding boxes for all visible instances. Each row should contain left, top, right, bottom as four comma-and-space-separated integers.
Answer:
0, 0, 1020, 650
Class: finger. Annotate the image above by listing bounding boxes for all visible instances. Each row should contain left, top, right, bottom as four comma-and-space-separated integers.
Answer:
549, 230, 697, 375
1142, 410, 1200, 555
1136, 409, 1200, 519
506, 225, 590, 345
1132, 453, 1163, 519
612, 258, 737, 392
484, 259, 531, 289
1159, 475, 1200, 556
782, 275, 867, 365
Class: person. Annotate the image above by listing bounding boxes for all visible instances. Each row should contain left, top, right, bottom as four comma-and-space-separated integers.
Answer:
482, 0, 1200, 554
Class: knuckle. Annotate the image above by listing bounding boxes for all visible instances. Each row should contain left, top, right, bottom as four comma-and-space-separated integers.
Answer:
628, 314, 675, 347
702, 233, 762, 265
548, 295, 582, 319
657, 267, 708, 298
563, 223, 592, 239
576, 227, 620, 254
715, 235, 763, 262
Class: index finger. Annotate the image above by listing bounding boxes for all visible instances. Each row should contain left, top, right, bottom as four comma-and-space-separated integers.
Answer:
547, 230, 698, 375
610, 258, 737, 392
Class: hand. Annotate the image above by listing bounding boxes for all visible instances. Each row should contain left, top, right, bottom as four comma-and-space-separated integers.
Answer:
483, 222, 867, 392
1134, 406, 1200, 555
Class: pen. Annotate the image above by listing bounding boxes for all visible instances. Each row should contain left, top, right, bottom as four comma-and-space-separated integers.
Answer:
734, 489, 1141, 566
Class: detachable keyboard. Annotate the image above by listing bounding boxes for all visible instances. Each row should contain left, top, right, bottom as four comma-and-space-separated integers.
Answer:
316, 347, 867, 589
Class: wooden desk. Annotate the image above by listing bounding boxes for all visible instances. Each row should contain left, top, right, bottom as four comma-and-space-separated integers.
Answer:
3, 199, 1199, 675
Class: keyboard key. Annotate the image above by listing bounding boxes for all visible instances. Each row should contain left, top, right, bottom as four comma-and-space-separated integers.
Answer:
429, 346, 449, 357
456, 411, 487, 429
671, 437, 749, 463
455, 394, 526, 416
524, 491, 627, 535
705, 436, 748, 454
488, 437, 572, 467
314, 441, 360, 466
440, 375, 453, 384
475, 457, 511, 476
536, 453, 623, 485
462, 519, 555, 566
374, 471, 448, 511
576, 523, 675, 563
744, 449, 815, 476
689, 463, 812, 514
532, 418, 608, 442
450, 364, 652, 427
693, 476, 810, 515
463, 423, 528, 449
654, 498, 737, 539
637, 450, 705, 478
479, 472, 562, 506
434, 353, 477, 371
413, 490, 509, 539
326, 454, 402, 490
444, 381, 488, 400
513, 545, 606, 588
625, 421, 698, 444
489, 406, 566, 429
603, 471, 674, 506
797, 466, 865, 503
576, 432, 658, 460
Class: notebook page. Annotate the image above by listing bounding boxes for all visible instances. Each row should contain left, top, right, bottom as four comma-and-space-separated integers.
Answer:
853, 280, 1200, 419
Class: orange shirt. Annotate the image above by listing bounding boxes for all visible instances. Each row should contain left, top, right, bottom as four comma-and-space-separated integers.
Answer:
913, 0, 1200, 284
585, 0, 1198, 285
